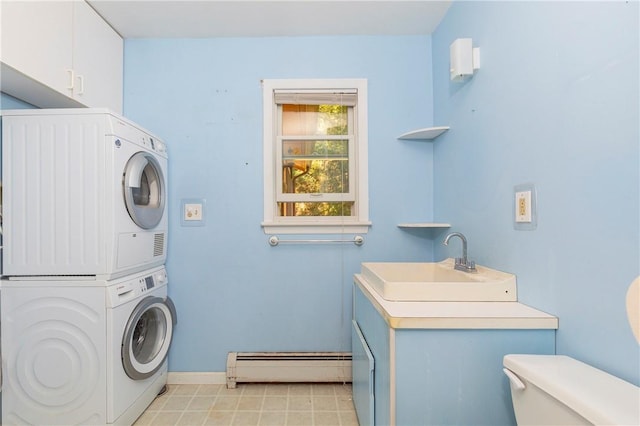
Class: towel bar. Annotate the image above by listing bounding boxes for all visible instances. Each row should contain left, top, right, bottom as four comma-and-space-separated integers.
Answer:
268, 235, 364, 246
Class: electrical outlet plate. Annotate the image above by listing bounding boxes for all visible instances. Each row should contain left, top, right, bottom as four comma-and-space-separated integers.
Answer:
181, 198, 206, 227
515, 190, 532, 223
514, 184, 537, 231
184, 204, 203, 221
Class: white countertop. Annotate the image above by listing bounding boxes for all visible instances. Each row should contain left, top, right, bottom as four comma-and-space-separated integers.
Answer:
355, 274, 558, 330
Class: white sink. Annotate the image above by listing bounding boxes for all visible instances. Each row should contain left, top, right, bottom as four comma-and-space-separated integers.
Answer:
360, 258, 517, 302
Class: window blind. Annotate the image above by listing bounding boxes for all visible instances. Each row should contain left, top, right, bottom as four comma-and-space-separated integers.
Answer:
274, 90, 357, 106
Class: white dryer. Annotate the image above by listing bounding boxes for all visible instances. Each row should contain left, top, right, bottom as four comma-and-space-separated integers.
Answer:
1, 266, 176, 425
1, 108, 168, 279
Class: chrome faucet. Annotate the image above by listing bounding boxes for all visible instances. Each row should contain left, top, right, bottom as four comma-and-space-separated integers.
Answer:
443, 232, 477, 273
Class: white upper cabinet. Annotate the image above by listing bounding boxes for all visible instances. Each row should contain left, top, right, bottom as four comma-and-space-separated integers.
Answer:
0, 0, 123, 113
72, 1, 123, 112
1, 1, 74, 93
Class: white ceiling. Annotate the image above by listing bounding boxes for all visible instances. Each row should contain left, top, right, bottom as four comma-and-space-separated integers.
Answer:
87, 0, 452, 38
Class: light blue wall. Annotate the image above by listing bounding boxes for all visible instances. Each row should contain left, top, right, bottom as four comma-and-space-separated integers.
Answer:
124, 36, 440, 371
4, 1, 637, 388
0, 92, 36, 109
433, 1, 639, 384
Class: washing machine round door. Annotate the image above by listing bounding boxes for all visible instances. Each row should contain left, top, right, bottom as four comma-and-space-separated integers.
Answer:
123, 151, 166, 229
122, 296, 177, 380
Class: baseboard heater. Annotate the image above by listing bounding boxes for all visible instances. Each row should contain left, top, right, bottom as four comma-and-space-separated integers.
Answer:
226, 352, 352, 389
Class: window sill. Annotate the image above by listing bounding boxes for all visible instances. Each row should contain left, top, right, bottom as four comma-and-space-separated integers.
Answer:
261, 221, 371, 235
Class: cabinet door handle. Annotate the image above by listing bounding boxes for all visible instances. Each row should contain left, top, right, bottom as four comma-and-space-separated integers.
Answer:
76, 75, 85, 95
66, 69, 74, 90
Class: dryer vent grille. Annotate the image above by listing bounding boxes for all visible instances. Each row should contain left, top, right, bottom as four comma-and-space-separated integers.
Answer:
154, 233, 165, 257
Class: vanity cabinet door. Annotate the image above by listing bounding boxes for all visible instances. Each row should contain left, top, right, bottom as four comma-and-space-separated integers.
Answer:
354, 283, 393, 425
352, 320, 375, 426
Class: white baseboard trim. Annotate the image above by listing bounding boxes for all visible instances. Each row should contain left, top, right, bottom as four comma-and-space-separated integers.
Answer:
167, 372, 227, 385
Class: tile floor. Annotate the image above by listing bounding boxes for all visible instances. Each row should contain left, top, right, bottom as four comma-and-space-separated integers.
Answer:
134, 382, 359, 426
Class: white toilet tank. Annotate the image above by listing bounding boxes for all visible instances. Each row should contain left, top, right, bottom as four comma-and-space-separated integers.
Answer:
503, 354, 640, 425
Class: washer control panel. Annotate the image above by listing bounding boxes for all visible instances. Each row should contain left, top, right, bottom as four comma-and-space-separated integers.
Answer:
106, 267, 168, 308
140, 269, 168, 291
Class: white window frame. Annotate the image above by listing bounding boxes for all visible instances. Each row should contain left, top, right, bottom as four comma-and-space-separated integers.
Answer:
262, 78, 370, 235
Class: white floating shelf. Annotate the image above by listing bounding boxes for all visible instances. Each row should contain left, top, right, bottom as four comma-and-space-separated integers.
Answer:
397, 126, 450, 140
397, 223, 451, 229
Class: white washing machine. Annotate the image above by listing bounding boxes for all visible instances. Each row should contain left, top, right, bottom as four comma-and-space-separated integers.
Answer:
106, 266, 176, 425
1, 266, 176, 425
1, 108, 168, 279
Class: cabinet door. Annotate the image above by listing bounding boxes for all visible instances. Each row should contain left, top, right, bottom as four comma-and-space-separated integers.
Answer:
352, 320, 375, 426
354, 283, 394, 425
0, 1, 73, 94
72, 0, 123, 113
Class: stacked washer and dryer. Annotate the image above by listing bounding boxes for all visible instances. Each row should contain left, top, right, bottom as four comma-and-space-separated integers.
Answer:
0, 109, 176, 425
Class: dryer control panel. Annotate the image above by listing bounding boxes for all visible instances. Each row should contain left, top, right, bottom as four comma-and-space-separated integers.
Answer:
106, 267, 168, 308
107, 113, 168, 157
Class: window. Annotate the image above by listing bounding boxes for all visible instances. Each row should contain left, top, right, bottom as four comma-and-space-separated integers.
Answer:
262, 79, 370, 234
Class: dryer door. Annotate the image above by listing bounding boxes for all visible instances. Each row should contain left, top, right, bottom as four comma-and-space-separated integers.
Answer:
122, 296, 177, 380
123, 151, 166, 229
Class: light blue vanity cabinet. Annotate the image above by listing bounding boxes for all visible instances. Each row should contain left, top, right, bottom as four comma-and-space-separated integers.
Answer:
352, 275, 558, 426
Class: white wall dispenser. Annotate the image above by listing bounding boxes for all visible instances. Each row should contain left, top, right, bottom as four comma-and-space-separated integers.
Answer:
450, 38, 480, 81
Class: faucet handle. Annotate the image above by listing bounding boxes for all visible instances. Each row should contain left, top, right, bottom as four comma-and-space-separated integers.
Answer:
454, 257, 476, 272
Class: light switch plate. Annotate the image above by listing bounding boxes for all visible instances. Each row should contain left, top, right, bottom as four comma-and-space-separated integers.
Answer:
514, 184, 537, 230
